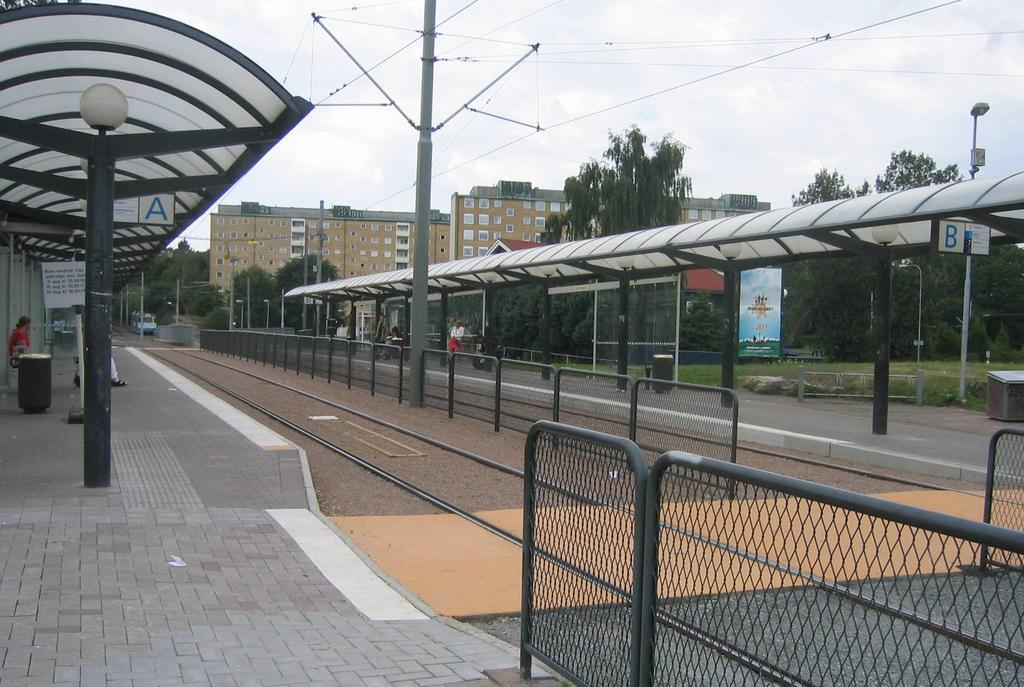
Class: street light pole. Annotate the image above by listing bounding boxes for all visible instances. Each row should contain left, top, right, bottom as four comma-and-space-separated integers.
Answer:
264, 298, 270, 329
898, 260, 923, 363
960, 102, 989, 401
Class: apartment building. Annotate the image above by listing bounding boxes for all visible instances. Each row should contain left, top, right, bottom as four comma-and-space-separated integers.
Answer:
449, 180, 566, 259
208, 202, 451, 290
681, 193, 771, 223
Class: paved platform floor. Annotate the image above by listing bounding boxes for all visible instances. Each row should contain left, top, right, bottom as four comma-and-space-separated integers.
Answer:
0, 348, 517, 686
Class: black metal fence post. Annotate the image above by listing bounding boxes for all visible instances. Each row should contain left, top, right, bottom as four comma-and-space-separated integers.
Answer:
398, 347, 404, 404
347, 339, 353, 389
282, 336, 289, 372
494, 359, 502, 432
295, 336, 302, 376
447, 353, 455, 419
311, 337, 317, 379
552, 368, 561, 422
327, 337, 334, 384
370, 344, 377, 396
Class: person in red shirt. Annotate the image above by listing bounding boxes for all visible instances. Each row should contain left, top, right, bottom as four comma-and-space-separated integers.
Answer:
7, 315, 30, 361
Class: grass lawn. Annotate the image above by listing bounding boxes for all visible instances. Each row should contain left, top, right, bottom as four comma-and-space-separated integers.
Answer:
563, 359, 1007, 412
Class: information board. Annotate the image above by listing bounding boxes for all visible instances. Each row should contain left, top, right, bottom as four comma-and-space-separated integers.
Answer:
41, 261, 85, 309
738, 267, 783, 358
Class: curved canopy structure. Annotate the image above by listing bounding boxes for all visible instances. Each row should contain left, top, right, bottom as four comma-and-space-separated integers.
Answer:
0, 3, 312, 286
289, 173, 1024, 300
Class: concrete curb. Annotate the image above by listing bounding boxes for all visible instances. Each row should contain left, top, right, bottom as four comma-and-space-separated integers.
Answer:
737, 422, 988, 482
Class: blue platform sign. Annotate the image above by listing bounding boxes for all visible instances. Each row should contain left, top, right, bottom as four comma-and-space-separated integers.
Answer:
739, 267, 782, 358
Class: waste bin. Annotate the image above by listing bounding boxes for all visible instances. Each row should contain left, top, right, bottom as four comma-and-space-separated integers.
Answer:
17, 353, 52, 414
651, 354, 674, 393
987, 371, 1024, 421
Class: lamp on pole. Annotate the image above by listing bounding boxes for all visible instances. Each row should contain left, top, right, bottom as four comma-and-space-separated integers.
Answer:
960, 101, 989, 402
80, 82, 128, 488
263, 298, 271, 329
898, 259, 923, 363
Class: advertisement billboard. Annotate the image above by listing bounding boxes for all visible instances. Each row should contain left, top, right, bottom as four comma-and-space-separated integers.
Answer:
739, 267, 782, 358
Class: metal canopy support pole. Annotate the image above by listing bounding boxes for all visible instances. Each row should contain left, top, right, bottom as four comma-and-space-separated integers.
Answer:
403, 295, 411, 339
373, 298, 382, 341
139, 272, 144, 341
674, 272, 681, 383
484, 286, 496, 355
84, 133, 114, 488
872, 254, 892, 435
541, 287, 551, 380
617, 274, 629, 390
409, 0, 437, 408
348, 300, 356, 339
722, 268, 738, 389
316, 200, 324, 337
279, 288, 285, 329
439, 290, 449, 350
2, 238, 13, 390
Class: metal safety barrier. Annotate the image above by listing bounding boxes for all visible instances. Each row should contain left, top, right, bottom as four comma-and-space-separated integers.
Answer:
521, 422, 1024, 687
198, 330, 738, 456
522, 422, 649, 687
982, 428, 1024, 571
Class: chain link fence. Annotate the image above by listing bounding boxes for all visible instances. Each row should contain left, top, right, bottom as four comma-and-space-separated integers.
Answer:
520, 422, 1024, 687
371, 343, 404, 401
631, 380, 737, 465
522, 422, 648, 687
556, 368, 633, 439
983, 429, 1024, 571
452, 352, 500, 430
498, 361, 556, 434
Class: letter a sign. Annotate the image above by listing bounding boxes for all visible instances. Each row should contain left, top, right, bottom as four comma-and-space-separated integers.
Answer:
112, 194, 175, 225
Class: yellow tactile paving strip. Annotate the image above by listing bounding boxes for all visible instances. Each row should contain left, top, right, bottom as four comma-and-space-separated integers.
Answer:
333, 489, 986, 618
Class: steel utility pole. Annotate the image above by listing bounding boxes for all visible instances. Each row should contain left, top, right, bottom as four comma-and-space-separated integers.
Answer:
960, 102, 989, 401
410, 0, 437, 408
315, 200, 326, 336
139, 272, 144, 342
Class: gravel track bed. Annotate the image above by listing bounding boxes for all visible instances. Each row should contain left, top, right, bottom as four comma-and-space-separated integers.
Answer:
166, 349, 975, 500
152, 349, 525, 516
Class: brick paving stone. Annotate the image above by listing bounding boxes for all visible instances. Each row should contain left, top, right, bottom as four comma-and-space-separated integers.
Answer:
0, 350, 517, 685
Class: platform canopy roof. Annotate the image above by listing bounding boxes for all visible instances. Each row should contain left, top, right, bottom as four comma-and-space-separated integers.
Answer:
0, 3, 312, 287
288, 173, 1024, 301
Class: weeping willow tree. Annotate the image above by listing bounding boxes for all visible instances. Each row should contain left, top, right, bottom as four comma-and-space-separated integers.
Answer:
549, 126, 691, 240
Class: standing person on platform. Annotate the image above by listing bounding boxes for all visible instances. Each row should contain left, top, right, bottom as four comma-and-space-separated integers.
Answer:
7, 316, 30, 364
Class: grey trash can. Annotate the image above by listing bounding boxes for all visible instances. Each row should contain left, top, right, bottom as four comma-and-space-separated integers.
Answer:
987, 371, 1024, 421
17, 353, 52, 414
651, 354, 674, 393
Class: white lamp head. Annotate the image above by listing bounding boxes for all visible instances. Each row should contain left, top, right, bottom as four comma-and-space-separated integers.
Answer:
80, 83, 128, 131
871, 225, 899, 246
617, 255, 635, 270
719, 243, 743, 260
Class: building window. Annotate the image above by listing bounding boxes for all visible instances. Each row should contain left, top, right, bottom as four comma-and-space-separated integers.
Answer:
523, 233, 531, 240
550, 201, 561, 212
216, 258, 223, 265
371, 224, 380, 231
478, 214, 489, 225
523, 200, 532, 209
463, 213, 474, 225
360, 250, 367, 256
494, 199, 502, 208
715, 210, 726, 218
216, 272, 223, 279
523, 216, 532, 226
229, 232, 237, 239
462, 229, 473, 241
384, 237, 393, 245
461, 246, 472, 257
440, 247, 446, 254
506, 225, 514, 233
371, 237, 379, 244
440, 234, 446, 241
478, 230, 489, 241
217, 218, 224, 225
478, 247, 487, 256
371, 250, 379, 257
688, 209, 698, 220
334, 249, 341, 255
701, 210, 712, 220
464, 197, 475, 208
506, 208, 515, 216
479, 198, 490, 209
216, 232, 224, 238
535, 216, 546, 228
534, 233, 541, 242
536, 200, 546, 211
384, 251, 392, 258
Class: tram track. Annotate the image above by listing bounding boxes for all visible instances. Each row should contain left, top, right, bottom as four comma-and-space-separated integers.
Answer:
152, 350, 524, 547
170, 349, 975, 496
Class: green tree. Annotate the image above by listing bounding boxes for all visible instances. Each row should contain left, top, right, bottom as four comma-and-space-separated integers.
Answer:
231, 266, 276, 328
928, 321, 960, 359
555, 125, 691, 239
874, 150, 961, 193
990, 325, 1016, 363
679, 295, 723, 351
274, 256, 339, 331
202, 307, 230, 331
791, 168, 862, 205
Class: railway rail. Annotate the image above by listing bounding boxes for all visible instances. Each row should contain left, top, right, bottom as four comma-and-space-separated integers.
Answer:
167, 349, 976, 497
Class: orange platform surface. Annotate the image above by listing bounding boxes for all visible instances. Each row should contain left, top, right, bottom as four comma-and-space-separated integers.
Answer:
332, 489, 986, 619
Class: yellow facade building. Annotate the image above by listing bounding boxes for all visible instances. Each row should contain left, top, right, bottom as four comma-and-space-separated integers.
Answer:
449, 180, 566, 259
208, 202, 451, 290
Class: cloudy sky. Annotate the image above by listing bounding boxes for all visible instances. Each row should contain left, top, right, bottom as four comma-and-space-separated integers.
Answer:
105, 0, 1023, 249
